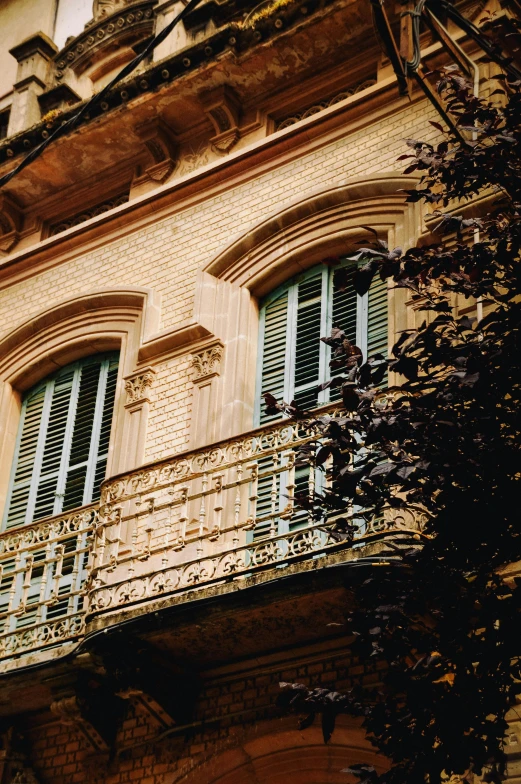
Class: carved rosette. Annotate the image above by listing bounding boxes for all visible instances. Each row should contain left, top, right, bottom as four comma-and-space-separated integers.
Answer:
124, 368, 155, 406
191, 344, 224, 383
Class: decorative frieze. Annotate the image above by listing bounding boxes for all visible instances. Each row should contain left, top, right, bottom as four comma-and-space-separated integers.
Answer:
191, 343, 224, 382
124, 368, 155, 406
275, 78, 377, 131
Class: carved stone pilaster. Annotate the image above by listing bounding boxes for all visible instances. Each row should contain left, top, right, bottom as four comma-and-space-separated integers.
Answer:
133, 120, 178, 185
191, 343, 224, 383
200, 86, 241, 154
121, 367, 155, 471
124, 368, 155, 407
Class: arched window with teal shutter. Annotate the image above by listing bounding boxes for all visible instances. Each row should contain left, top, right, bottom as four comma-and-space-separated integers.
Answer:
3, 353, 119, 530
256, 261, 388, 424
253, 261, 388, 539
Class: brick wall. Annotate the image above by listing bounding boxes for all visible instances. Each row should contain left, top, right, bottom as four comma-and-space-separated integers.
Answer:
25, 647, 381, 784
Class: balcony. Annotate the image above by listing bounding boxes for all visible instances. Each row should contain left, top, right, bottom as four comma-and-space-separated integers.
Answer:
0, 411, 427, 670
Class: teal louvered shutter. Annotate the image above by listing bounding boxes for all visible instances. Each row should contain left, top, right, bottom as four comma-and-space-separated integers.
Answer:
3, 353, 119, 530
255, 261, 388, 537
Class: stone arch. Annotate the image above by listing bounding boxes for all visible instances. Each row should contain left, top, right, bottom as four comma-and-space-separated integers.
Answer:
0, 287, 161, 516
173, 722, 386, 784
204, 172, 421, 297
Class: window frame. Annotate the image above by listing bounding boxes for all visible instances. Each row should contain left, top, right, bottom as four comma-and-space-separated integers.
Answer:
2, 352, 119, 531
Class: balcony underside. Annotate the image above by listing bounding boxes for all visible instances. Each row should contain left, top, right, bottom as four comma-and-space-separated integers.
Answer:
0, 547, 395, 720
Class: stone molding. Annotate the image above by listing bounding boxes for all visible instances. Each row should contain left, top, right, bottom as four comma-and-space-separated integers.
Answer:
9, 32, 57, 64
205, 173, 421, 295
191, 343, 224, 383
124, 367, 155, 406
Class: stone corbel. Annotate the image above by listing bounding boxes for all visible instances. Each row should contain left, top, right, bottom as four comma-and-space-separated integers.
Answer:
133, 120, 178, 185
0, 195, 23, 255
200, 86, 241, 154
116, 688, 176, 731
50, 695, 109, 753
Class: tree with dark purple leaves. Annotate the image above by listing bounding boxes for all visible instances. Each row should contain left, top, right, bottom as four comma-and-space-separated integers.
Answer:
271, 58, 521, 784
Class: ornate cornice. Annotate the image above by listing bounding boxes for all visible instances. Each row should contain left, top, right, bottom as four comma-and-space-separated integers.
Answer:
191, 343, 223, 382
124, 367, 155, 405
0, 0, 340, 166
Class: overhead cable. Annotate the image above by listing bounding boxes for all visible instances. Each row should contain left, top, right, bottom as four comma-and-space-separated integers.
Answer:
0, 0, 204, 190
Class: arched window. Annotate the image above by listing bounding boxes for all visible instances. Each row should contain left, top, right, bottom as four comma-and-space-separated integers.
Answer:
3, 353, 119, 530
256, 261, 387, 424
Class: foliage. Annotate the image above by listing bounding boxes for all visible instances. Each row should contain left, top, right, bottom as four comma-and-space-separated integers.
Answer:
271, 58, 521, 784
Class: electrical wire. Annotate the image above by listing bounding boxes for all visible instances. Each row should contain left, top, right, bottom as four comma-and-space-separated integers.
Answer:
0, 0, 205, 190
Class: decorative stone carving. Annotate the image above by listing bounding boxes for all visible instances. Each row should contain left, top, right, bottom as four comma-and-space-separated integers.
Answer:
55, 1, 156, 80
133, 120, 178, 185
177, 141, 210, 176
200, 86, 241, 154
124, 368, 155, 405
191, 344, 223, 382
93, 0, 133, 20
0, 195, 22, 255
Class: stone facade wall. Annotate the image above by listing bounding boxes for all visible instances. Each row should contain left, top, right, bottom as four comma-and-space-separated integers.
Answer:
0, 98, 437, 460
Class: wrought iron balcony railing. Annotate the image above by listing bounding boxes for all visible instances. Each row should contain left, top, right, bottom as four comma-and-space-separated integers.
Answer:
90, 412, 427, 619
0, 411, 427, 667
0, 506, 96, 668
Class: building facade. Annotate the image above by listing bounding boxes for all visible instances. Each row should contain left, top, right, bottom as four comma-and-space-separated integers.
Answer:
0, 0, 517, 783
